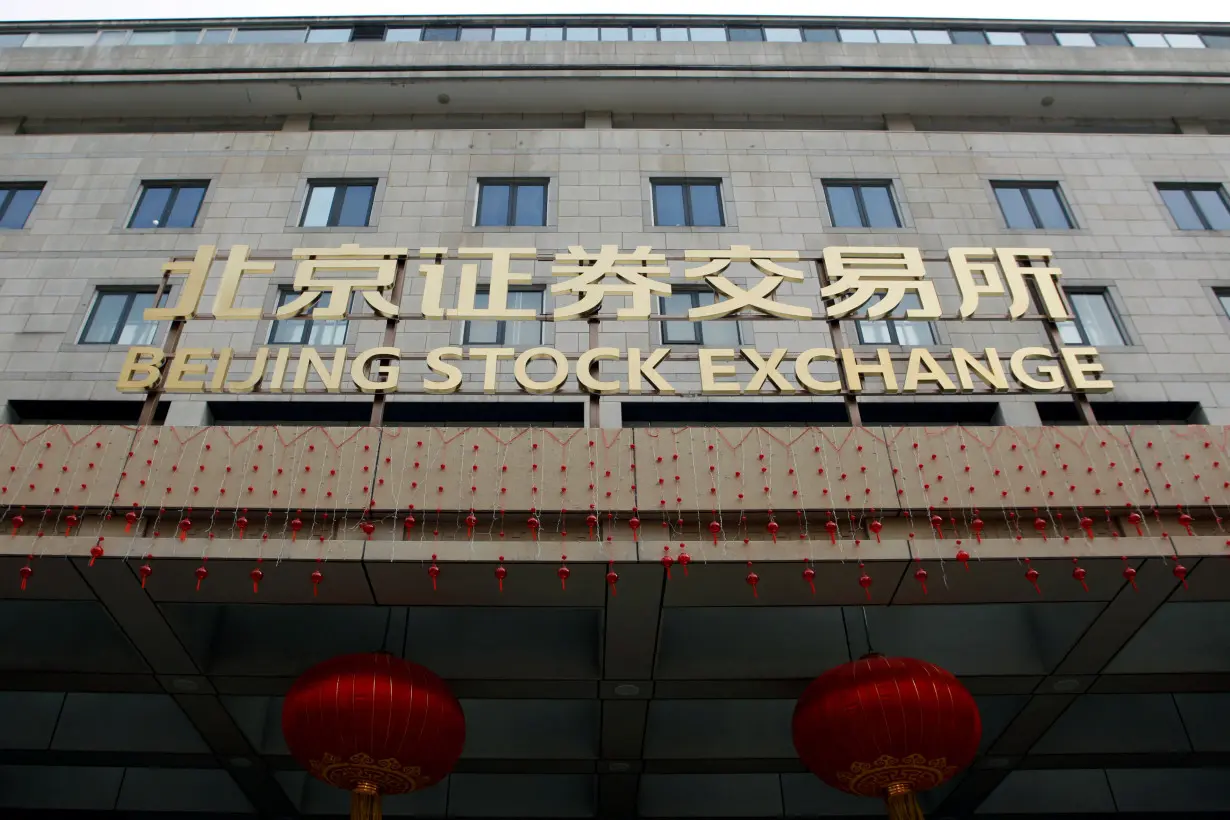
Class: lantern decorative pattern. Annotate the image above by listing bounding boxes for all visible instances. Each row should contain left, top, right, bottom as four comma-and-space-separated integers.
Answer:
282, 653, 465, 820
792, 654, 981, 820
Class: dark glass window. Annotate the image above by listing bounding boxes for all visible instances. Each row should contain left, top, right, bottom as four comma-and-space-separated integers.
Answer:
652, 180, 724, 227
1057, 290, 1127, 346
422, 27, 459, 41
301, 181, 376, 228
1205, 34, 1230, 49
1092, 31, 1131, 46
992, 182, 1075, 229
802, 28, 839, 42
0, 184, 43, 229
660, 292, 740, 345
80, 290, 162, 345
728, 27, 764, 42
476, 180, 548, 227
269, 288, 349, 346
1023, 31, 1058, 45
129, 182, 207, 229
950, 30, 989, 45
1158, 184, 1230, 230
824, 182, 902, 228
1215, 289, 1230, 319
463, 291, 544, 346
855, 293, 936, 346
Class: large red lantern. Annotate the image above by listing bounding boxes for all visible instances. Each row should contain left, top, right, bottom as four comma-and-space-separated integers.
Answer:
282, 653, 465, 820
792, 654, 981, 820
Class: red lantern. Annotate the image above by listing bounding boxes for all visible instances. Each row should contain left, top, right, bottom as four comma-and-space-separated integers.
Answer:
793, 655, 981, 820
282, 653, 465, 820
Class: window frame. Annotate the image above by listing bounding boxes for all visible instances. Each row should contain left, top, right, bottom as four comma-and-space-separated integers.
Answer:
0, 183, 44, 229
854, 316, 937, 346
299, 180, 378, 229
822, 180, 903, 228
78, 289, 162, 346
991, 181, 1076, 230
658, 291, 742, 346
1058, 288, 1129, 346
1156, 183, 1230, 231
127, 180, 209, 230
267, 286, 353, 346
650, 179, 726, 228
461, 289, 545, 346
1215, 287, 1230, 320
474, 179, 550, 228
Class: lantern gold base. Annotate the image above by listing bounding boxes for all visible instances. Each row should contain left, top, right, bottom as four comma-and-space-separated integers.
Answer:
351, 782, 382, 820
884, 783, 925, 820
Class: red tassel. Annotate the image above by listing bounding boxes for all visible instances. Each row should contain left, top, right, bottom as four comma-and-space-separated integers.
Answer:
746, 562, 759, 598
311, 569, 323, 596
803, 565, 816, 596
89, 541, 104, 567
1025, 561, 1041, 594
194, 565, 208, 591
64, 514, 78, 537
678, 550, 691, 576
858, 566, 872, 601
251, 567, 263, 594
606, 562, 618, 596
139, 560, 152, 588
558, 556, 569, 591
915, 567, 929, 594
124, 511, 136, 534
428, 554, 440, 591
495, 557, 507, 592
19, 564, 31, 591
661, 551, 673, 579
466, 512, 477, 539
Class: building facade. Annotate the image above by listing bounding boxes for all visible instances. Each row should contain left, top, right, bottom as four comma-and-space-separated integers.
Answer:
1, 14, 1230, 819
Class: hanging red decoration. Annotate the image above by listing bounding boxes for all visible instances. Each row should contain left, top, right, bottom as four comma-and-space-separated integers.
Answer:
628, 515, 641, 542
971, 517, 983, 543
792, 654, 981, 820
914, 567, 929, 595
1080, 516, 1094, 540
661, 549, 674, 579
428, 555, 440, 591
465, 512, 477, 539
311, 569, 324, 596
10, 514, 23, 536
527, 516, 540, 542
251, 566, 264, 594
605, 561, 618, 596
857, 565, 872, 601
709, 520, 721, 545
124, 510, 137, 533
1128, 511, 1143, 535
1024, 560, 1041, 594
1179, 512, 1194, 536
1173, 560, 1189, 589
64, 513, 79, 537
745, 561, 759, 598
767, 519, 780, 543
1072, 563, 1088, 592
869, 520, 882, 543
360, 521, 375, 540
557, 555, 570, 591
803, 564, 816, 596
587, 514, 598, 540
404, 514, 416, 538
19, 563, 32, 591
236, 515, 248, 539
1033, 517, 1048, 541
495, 557, 507, 592
678, 548, 691, 576
825, 519, 837, 544
139, 561, 153, 589
282, 653, 465, 820
89, 539, 104, 567
955, 548, 970, 571
1122, 558, 1138, 591
179, 518, 192, 542
194, 565, 208, 591
290, 518, 303, 542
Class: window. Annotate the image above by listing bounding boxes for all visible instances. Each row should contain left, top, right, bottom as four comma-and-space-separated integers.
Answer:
875, 30, 914, 44
307, 29, 351, 43
1056, 32, 1096, 46
80, 290, 161, 345
689, 28, 726, 42
128, 30, 201, 45
464, 291, 544, 346
1128, 33, 1169, 47
1217, 289, 1230, 319
1023, 31, 1058, 45
913, 30, 952, 44
128, 182, 207, 229
300, 181, 376, 228
232, 29, 307, 44
951, 30, 989, 45
1203, 34, 1230, 49
854, 293, 936, 346
803, 28, 839, 42
652, 180, 724, 227
494, 27, 528, 41
660, 292, 740, 346
530, 28, 564, 41
992, 182, 1075, 230
0, 184, 43, 229
24, 32, 99, 47
765, 28, 803, 42
476, 180, 548, 227
1166, 34, 1205, 48
824, 182, 901, 228
385, 28, 421, 42
566, 27, 599, 41
728, 27, 764, 42
1158, 184, 1230, 230
987, 31, 1026, 46
839, 29, 877, 43
460, 28, 494, 41
600, 27, 630, 41
422, 27, 459, 41
269, 288, 349, 346
200, 29, 234, 44
1092, 31, 1130, 47
1058, 290, 1126, 346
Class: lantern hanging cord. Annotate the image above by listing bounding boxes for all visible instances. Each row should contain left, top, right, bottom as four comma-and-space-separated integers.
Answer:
860, 605, 875, 654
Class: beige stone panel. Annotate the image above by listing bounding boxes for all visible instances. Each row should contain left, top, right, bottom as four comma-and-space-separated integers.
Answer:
1127, 425, 1230, 512
0, 424, 135, 509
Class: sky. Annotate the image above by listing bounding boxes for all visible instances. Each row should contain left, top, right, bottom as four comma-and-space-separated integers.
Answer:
3, 0, 1228, 23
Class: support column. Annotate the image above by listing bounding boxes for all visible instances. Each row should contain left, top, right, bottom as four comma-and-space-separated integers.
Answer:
164, 399, 213, 427
598, 399, 623, 429
883, 114, 916, 131
992, 401, 1042, 427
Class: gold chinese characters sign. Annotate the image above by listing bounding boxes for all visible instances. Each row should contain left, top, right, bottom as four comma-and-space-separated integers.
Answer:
116, 244, 1112, 396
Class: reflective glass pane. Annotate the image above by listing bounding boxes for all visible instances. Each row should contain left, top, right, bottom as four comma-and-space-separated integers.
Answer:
825, 185, 862, 227
1026, 187, 1073, 229
803, 28, 839, 42
82, 294, 128, 343
688, 184, 723, 227
1199, 34, 1229, 48
659, 28, 689, 42
701, 313, 739, 346
861, 185, 900, 227
232, 29, 307, 44
1092, 32, 1130, 47
477, 184, 511, 226
1160, 188, 1205, 230
530, 28, 563, 41
994, 186, 1034, 229
460, 28, 494, 41
1164, 33, 1204, 48
987, 31, 1026, 45
1070, 293, 1125, 345
269, 320, 303, 344
301, 186, 336, 227
652, 184, 686, 227
876, 30, 914, 44
512, 184, 547, 227
631, 28, 658, 41
950, 30, 988, 45
165, 185, 205, 228
308, 319, 347, 346
129, 186, 171, 229
0, 188, 41, 229
200, 29, 233, 44
337, 185, 374, 227
661, 294, 698, 343
504, 291, 543, 346
307, 29, 351, 43
466, 293, 500, 345
839, 29, 876, 43
1057, 320, 1083, 345
600, 27, 629, 41
857, 321, 893, 344
1056, 32, 1096, 46
494, 28, 528, 41
422, 27, 459, 41
1192, 189, 1230, 230
1023, 31, 1057, 45
96, 31, 130, 46
689, 28, 726, 42
894, 321, 934, 346
765, 28, 803, 42
118, 292, 159, 345
1218, 294, 1230, 318
913, 30, 952, 44
1128, 33, 1168, 47
566, 28, 599, 41
0, 34, 27, 48
25, 32, 98, 47
728, 27, 764, 42
385, 28, 421, 42
130, 30, 200, 45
